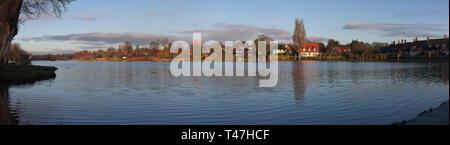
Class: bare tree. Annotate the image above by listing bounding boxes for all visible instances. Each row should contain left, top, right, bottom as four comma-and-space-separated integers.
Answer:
292, 18, 306, 58
106, 47, 117, 58
9, 43, 31, 65
150, 38, 169, 50
0, 0, 74, 64
118, 41, 133, 57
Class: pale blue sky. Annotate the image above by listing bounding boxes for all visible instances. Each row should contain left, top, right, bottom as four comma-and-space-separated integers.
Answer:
14, 0, 449, 54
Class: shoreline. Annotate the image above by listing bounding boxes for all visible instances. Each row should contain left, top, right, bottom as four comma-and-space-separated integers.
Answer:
32, 57, 450, 63
1, 64, 58, 125
394, 101, 449, 125
405, 101, 449, 125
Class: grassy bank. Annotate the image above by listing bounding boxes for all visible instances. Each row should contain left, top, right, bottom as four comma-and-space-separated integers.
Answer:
0, 64, 57, 85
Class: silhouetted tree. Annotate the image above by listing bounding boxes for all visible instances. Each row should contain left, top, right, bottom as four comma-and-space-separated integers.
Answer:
349, 40, 374, 54
318, 42, 326, 53
326, 39, 340, 53
371, 42, 385, 53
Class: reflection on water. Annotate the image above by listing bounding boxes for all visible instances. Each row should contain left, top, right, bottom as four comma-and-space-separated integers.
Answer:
5, 61, 449, 125
0, 85, 15, 125
292, 63, 305, 104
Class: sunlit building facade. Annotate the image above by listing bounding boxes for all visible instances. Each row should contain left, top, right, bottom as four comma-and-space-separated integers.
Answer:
299, 43, 320, 57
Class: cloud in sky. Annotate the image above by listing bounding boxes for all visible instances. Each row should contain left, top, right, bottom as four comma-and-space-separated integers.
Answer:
29, 49, 77, 55
182, 22, 327, 42
343, 22, 448, 38
19, 32, 185, 47
20, 9, 112, 21
19, 23, 329, 50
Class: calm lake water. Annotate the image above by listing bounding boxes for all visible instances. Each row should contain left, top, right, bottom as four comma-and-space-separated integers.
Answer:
5, 61, 449, 125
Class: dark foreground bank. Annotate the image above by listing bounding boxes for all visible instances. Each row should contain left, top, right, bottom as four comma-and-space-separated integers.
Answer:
0, 64, 57, 85
405, 101, 449, 125
393, 100, 449, 125
1, 64, 57, 125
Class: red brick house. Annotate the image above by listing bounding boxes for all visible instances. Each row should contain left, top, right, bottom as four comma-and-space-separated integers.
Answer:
299, 43, 320, 57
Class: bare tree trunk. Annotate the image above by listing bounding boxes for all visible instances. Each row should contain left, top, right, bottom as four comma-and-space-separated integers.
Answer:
0, 0, 23, 64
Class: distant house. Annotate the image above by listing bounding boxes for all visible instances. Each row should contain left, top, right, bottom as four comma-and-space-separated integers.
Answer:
335, 46, 350, 54
273, 49, 286, 55
299, 43, 319, 57
382, 36, 449, 56
274, 44, 288, 55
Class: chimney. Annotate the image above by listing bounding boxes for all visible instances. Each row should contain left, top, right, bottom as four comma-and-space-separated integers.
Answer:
398, 40, 401, 45
445, 34, 448, 39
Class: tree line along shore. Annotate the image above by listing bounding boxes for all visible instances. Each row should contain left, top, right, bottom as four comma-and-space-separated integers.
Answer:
25, 34, 449, 62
